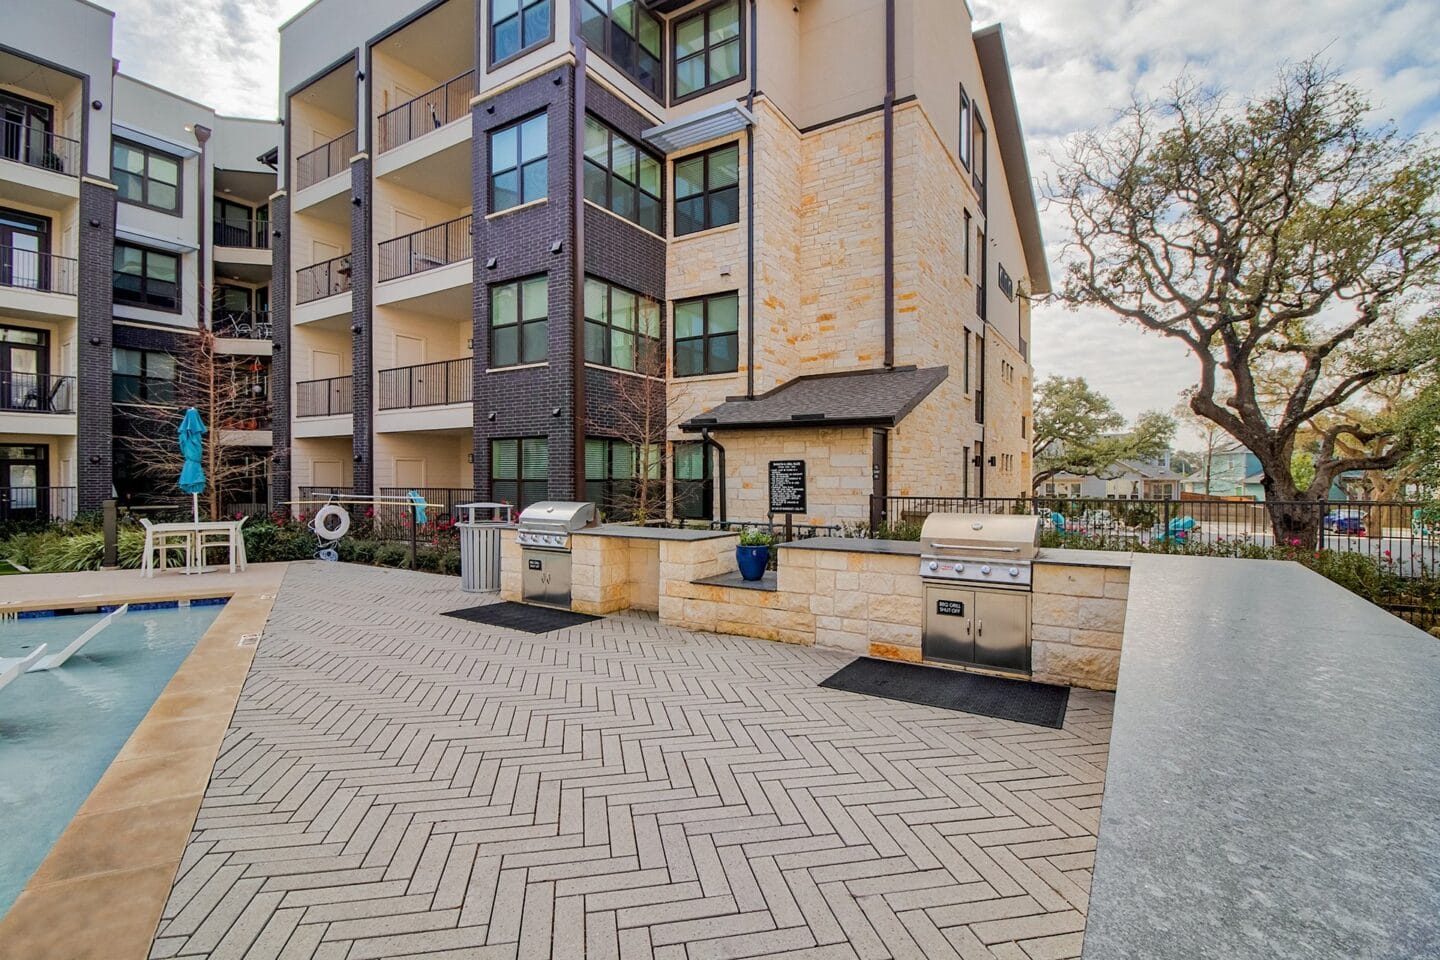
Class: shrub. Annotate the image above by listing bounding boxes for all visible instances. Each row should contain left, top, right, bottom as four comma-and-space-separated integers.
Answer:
337, 538, 379, 564
242, 520, 316, 562
738, 527, 775, 547
29, 530, 145, 572
374, 543, 409, 568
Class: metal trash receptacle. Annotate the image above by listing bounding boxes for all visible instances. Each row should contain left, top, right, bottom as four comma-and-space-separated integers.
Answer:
456, 503, 513, 593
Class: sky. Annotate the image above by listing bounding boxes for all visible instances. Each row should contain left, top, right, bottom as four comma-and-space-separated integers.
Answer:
103, 0, 1440, 444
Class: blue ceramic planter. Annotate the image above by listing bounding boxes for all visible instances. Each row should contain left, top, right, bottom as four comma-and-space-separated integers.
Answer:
736, 545, 770, 581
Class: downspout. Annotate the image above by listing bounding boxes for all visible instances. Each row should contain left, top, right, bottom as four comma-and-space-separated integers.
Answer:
572, 7, 589, 497
701, 427, 727, 523
882, 0, 896, 368
192, 123, 212, 333
744, 1, 758, 399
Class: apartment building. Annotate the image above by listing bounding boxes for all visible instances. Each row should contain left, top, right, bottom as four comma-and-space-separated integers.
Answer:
270, 0, 1045, 526
0, 0, 279, 524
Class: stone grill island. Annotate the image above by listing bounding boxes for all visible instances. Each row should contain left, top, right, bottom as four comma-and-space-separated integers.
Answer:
498, 523, 1440, 958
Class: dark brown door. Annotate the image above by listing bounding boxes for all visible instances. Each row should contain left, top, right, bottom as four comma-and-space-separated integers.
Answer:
870, 429, 888, 530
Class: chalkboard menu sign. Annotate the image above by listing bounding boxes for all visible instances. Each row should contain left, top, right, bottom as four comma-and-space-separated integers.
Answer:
768, 460, 807, 514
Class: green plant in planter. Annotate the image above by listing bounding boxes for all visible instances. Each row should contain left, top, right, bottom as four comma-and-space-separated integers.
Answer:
738, 527, 776, 547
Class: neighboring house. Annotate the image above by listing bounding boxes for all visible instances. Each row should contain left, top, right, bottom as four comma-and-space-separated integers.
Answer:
1, 2, 279, 525
1038, 454, 1186, 501
1182, 441, 1352, 501
272, 0, 1044, 526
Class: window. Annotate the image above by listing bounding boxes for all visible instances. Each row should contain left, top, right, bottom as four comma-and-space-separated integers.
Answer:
963, 331, 970, 394
673, 291, 738, 377
579, 0, 663, 99
673, 0, 742, 100
584, 117, 662, 234
113, 243, 180, 312
490, 275, 549, 367
491, 0, 551, 65
585, 438, 660, 515
958, 85, 971, 171
963, 209, 971, 276
490, 113, 548, 213
673, 440, 712, 520
972, 109, 988, 201
112, 347, 176, 404
491, 437, 548, 509
112, 139, 181, 213
673, 143, 738, 236
1021, 416, 1028, 440
584, 277, 661, 372
976, 226, 987, 320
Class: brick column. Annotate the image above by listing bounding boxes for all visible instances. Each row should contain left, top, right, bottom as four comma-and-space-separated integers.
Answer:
350, 155, 374, 495
77, 178, 116, 513
269, 192, 292, 507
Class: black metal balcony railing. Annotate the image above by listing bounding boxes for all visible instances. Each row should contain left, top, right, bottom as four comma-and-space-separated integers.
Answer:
0, 486, 77, 525
295, 375, 353, 417
377, 215, 472, 282
1, 372, 75, 413
378, 356, 472, 410
0, 117, 80, 176
378, 70, 476, 154
213, 309, 272, 340
299, 486, 354, 502
295, 129, 357, 191
0, 246, 77, 295
295, 253, 352, 304
214, 218, 270, 249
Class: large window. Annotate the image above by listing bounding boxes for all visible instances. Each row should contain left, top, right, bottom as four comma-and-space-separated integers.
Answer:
112, 347, 176, 405
959, 85, 972, 171
673, 143, 738, 236
584, 277, 661, 372
113, 243, 180, 312
490, 274, 548, 367
490, 113, 548, 213
585, 438, 660, 516
490, 0, 551, 66
112, 139, 180, 213
673, 292, 738, 377
972, 108, 988, 201
579, 0, 663, 99
673, 441, 711, 520
491, 437, 548, 509
673, 0, 742, 101
584, 117, 662, 234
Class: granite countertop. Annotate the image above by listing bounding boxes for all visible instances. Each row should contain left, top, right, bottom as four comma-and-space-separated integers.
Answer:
1034, 547, 1132, 568
577, 525, 738, 542
777, 537, 924, 556
1083, 554, 1440, 959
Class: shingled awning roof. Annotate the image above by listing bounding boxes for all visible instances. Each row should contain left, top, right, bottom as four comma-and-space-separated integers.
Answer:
680, 366, 948, 432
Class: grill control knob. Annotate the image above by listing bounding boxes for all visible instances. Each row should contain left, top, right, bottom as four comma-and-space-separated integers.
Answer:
1008, 566, 1019, 578
955, 563, 965, 573
981, 565, 992, 575
928, 561, 938, 571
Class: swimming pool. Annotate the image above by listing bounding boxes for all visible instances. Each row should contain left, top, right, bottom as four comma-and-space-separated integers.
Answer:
0, 601, 225, 917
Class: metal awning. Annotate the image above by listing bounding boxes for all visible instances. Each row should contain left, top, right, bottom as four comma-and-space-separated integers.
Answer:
643, 101, 754, 155
115, 226, 198, 255
112, 123, 200, 158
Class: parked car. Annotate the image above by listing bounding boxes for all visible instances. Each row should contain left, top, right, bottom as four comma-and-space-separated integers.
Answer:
1323, 511, 1366, 536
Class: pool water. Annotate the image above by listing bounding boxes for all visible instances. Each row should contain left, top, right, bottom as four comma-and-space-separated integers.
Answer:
0, 603, 224, 918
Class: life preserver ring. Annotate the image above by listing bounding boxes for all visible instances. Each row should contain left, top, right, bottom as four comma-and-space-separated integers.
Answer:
313, 504, 351, 541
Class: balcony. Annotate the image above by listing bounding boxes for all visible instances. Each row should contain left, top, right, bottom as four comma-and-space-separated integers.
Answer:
378, 357, 472, 410
296, 254, 352, 305
1, 117, 80, 177
214, 309, 272, 341
378, 215, 472, 282
0, 486, 77, 525
295, 130, 357, 192
296, 375, 353, 417
1, 372, 75, 414
1, 247, 77, 296
214, 218, 270, 250
378, 71, 475, 154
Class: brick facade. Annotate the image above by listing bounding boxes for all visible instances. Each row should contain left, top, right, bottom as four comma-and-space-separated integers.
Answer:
269, 193, 292, 504
76, 179, 116, 513
349, 157, 374, 496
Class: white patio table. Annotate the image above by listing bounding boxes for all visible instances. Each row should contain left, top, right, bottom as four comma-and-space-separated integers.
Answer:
140, 519, 248, 576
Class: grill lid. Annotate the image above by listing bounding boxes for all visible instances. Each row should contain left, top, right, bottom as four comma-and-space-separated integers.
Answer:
516, 501, 599, 533
919, 513, 1040, 560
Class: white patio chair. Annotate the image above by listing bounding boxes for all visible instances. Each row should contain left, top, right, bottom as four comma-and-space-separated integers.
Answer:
27, 604, 128, 672
140, 517, 193, 577
0, 644, 48, 694
197, 517, 247, 573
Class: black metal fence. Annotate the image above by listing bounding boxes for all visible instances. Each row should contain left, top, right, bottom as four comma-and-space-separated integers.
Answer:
377, 70, 475, 152
0, 117, 80, 175
647, 518, 847, 570
377, 214, 473, 281
213, 218, 269, 249
295, 129, 357, 191
1, 246, 77, 295
1, 372, 75, 413
0, 486, 77, 526
213, 309, 271, 340
295, 253, 352, 304
378, 357, 471, 409
295, 375, 353, 417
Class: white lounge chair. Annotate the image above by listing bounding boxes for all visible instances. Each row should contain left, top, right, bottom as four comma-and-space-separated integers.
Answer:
27, 604, 128, 672
0, 644, 48, 693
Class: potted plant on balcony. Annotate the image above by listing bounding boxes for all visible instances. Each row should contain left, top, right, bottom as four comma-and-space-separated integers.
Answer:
736, 527, 775, 581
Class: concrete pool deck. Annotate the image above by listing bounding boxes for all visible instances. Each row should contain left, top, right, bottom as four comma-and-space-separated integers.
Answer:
0, 563, 288, 960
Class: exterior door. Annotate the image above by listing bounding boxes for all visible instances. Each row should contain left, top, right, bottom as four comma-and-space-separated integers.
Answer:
312, 460, 343, 488
0, 208, 49, 290
0, 443, 46, 523
1, 324, 48, 411
870, 429, 888, 531
394, 335, 424, 368
0, 92, 53, 168
394, 458, 425, 489
311, 349, 341, 381
312, 240, 340, 264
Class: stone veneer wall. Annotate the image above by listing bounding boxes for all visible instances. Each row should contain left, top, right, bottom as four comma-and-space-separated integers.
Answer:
711, 426, 873, 525
1030, 562, 1129, 691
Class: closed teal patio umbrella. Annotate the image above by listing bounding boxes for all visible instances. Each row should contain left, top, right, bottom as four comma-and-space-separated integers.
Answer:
178, 407, 207, 524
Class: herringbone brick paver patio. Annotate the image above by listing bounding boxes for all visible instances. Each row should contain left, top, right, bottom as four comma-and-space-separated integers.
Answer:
150, 562, 1113, 960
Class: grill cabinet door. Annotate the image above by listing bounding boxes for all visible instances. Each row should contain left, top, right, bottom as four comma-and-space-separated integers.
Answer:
973, 590, 1030, 672
922, 585, 975, 666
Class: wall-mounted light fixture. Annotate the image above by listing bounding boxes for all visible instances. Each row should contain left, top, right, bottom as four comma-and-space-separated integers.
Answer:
91, 100, 103, 110
551, 407, 561, 417
356, 69, 366, 81
350, 323, 362, 334
89, 336, 102, 346
88, 219, 101, 228
486, 257, 498, 269
487, 411, 497, 422
550, 240, 563, 253
353, 453, 364, 463
351, 196, 363, 206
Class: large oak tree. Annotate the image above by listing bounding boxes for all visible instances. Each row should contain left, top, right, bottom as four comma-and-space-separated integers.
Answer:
1057, 61, 1440, 544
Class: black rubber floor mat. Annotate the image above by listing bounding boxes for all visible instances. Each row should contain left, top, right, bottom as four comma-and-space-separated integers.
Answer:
819, 657, 1070, 728
443, 601, 601, 634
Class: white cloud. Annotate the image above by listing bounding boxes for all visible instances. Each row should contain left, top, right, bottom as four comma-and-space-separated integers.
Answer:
102, 0, 1439, 439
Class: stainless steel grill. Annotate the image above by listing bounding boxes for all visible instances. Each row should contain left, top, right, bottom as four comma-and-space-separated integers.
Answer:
918, 513, 1040, 674
918, 513, 1040, 587
516, 502, 598, 609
